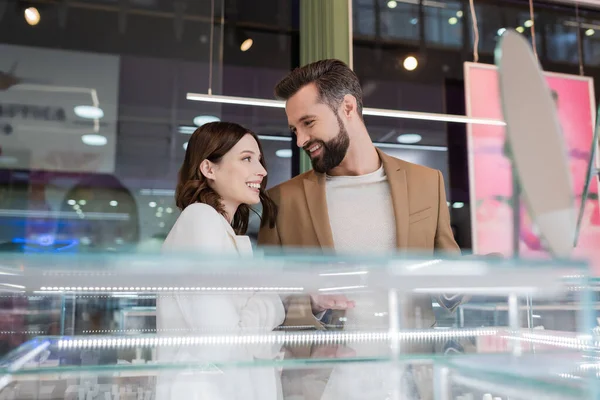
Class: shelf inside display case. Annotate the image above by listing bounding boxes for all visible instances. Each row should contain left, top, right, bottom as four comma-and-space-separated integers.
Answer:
0, 335, 598, 400
3, 327, 598, 373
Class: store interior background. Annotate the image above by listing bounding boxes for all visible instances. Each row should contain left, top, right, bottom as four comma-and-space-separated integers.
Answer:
1, 0, 599, 254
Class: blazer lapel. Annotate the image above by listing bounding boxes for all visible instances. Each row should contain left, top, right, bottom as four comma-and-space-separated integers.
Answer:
377, 149, 409, 249
303, 172, 335, 249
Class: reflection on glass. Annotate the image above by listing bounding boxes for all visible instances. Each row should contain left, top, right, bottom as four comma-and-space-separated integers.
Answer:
575, 102, 600, 247
493, 30, 597, 259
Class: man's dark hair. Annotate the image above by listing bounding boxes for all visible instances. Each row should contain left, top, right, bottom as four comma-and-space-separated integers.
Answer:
274, 59, 363, 118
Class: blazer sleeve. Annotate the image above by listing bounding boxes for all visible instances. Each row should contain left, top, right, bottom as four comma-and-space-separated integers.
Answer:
257, 220, 282, 247
257, 187, 282, 248
433, 171, 467, 313
434, 170, 461, 254
255, 187, 325, 330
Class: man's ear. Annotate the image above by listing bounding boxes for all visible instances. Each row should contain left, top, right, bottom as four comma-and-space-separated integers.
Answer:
199, 159, 216, 180
341, 94, 357, 119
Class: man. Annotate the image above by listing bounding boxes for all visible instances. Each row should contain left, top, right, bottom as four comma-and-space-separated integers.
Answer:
257, 59, 461, 332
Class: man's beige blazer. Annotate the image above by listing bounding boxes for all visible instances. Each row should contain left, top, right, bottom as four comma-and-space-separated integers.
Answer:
257, 148, 461, 330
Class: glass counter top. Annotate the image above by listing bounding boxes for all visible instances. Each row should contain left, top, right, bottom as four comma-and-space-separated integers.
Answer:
0, 252, 588, 297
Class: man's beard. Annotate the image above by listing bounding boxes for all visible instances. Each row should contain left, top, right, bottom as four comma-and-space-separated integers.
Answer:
305, 115, 350, 174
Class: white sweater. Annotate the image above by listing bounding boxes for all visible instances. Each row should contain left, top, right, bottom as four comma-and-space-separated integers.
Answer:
325, 164, 396, 253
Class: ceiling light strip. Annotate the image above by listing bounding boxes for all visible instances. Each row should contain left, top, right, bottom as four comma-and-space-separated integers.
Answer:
256, 135, 446, 151
375, 143, 447, 151
186, 93, 506, 127
257, 135, 291, 141
547, 0, 600, 9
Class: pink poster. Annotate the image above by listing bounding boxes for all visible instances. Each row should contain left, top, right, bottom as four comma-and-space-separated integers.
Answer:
464, 62, 600, 270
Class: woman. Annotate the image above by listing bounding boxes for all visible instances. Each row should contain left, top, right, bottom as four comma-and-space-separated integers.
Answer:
156, 122, 285, 400
163, 121, 278, 254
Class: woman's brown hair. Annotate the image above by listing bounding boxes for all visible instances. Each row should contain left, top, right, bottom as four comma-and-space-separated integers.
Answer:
175, 121, 277, 235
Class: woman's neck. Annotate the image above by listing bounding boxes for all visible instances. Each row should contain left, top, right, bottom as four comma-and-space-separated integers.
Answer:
220, 200, 239, 224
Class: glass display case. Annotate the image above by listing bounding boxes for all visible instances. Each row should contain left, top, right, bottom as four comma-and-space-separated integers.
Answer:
1, 339, 599, 399
0, 251, 594, 399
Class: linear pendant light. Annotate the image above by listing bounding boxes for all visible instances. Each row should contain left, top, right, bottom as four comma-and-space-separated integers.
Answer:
186, 92, 506, 126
